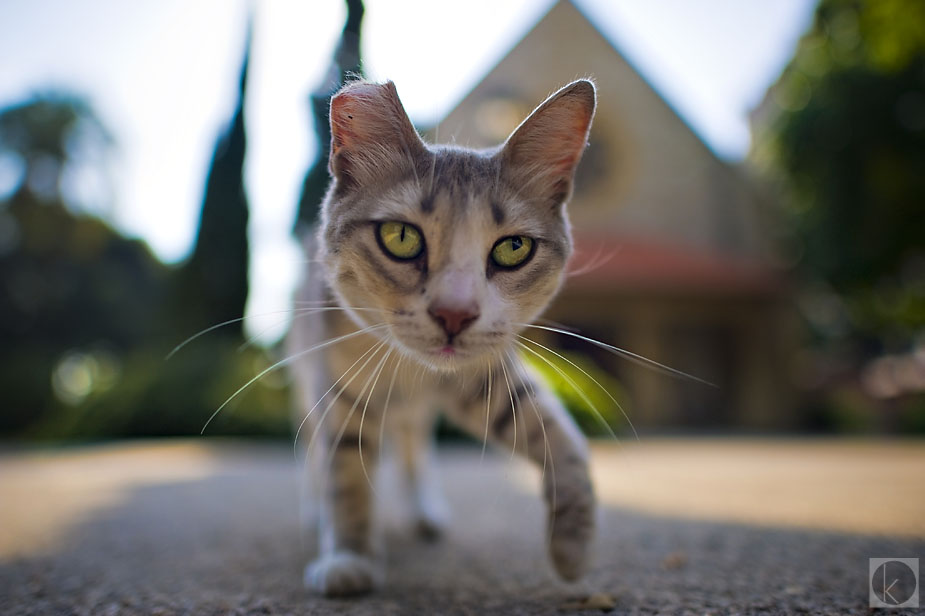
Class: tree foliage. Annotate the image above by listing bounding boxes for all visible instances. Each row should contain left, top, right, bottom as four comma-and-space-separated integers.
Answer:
0, 59, 288, 439
294, 0, 364, 232
172, 31, 251, 338
755, 0, 925, 347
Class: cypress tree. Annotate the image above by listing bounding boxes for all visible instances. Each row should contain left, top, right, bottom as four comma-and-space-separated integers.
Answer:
293, 0, 364, 233
178, 24, 252, 337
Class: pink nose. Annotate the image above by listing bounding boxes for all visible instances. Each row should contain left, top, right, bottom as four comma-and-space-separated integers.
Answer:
428, 305, 479, 338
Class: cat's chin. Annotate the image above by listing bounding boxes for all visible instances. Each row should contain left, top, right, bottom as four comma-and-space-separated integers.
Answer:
412, 345, 491, 373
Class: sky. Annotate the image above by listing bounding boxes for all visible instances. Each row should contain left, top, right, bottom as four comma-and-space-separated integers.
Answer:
0, 0, 817, 343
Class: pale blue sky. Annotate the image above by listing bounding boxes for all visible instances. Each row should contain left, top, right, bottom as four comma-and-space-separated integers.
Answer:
0, 0, 817, 341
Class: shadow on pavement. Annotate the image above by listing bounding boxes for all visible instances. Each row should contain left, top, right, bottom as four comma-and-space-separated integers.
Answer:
1, 444, 923, 615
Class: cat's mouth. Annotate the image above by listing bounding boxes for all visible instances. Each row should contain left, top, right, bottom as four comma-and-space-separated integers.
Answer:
416, 337, 506, 371
412, 340, 482, 370
424, 343, 465, 361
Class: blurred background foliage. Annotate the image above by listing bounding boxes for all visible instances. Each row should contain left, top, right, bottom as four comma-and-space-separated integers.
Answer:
520, 346, 628, 437
1, 0, 923, 440
0, 56, 289, 440
752, 0, 925, 431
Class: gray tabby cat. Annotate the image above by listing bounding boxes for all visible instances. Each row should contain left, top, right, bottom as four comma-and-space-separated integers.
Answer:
289, 78, 597, 596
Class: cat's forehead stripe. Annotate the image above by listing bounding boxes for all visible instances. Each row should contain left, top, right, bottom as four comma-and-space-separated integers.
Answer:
490, 200, 505, 225
423, 149, 498, 210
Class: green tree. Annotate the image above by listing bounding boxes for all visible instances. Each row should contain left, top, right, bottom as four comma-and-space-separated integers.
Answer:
173, 27, 251, 338
293, 0, 364, 232
0, 94, 168, 433
754, 0, 925, 348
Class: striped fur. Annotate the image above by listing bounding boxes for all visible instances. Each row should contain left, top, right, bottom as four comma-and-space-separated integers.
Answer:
289, 79, 597, 596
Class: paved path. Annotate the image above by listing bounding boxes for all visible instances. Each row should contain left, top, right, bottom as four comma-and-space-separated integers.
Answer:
1, 439, 923, 615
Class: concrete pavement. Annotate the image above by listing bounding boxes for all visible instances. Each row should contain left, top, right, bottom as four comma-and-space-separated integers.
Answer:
1, 438, 923, 615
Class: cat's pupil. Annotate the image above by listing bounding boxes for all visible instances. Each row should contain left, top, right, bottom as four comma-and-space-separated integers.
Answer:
511, 237, 522, 251
400, 225, 406, 242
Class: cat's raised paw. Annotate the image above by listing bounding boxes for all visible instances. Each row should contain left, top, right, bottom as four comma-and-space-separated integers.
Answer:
305, 552, 383, 597
548, 492, 595, 581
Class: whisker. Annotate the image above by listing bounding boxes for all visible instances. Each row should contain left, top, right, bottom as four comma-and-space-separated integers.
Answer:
201, 323, 387, 435
507, 348, 557, 550
498, 354, 518, 460
515, 339, 620, 442
302, 338, 390, 487
166, 313, 278, 360
237, 309, 322, 353
517, 335, 639, 443
480, 358, 492, 463
517, 323, 716, 388
358, 346, 393, 494
167, 305, 387, 360
319, 342, 390, 495
377, 353, 404, 471
532, 317, 581, 333
291, 304, 387, 313
293, 336, 386, 454
305, 338, 389, 454
505, 349, 537, 467
565, 244, 615, 278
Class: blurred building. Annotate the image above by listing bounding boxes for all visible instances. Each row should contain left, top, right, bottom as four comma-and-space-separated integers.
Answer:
432, 0, 794, 431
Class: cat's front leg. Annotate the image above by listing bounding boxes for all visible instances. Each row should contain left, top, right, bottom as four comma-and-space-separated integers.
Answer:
447, 361, 596, 581
305, 394, 384, 596
388, 407, 449, 540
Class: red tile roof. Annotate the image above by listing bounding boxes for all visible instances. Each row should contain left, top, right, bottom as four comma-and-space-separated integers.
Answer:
564, 235, 786, 297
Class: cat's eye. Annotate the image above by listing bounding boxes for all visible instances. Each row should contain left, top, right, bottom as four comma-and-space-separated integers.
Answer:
378, 221, 424, 260
491, 235, 534, 268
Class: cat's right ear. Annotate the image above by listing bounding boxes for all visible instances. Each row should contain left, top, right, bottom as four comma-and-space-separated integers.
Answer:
498, 80, 596, 210
328, 80, 425, 188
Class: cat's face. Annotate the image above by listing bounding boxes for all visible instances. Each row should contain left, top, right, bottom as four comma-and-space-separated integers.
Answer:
319, 80, 595, 371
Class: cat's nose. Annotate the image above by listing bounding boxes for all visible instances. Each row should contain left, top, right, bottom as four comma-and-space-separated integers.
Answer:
428, 304, 479, 338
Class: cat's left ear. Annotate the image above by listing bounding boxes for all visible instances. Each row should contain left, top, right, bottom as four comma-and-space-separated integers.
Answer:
498, 80, 596, 209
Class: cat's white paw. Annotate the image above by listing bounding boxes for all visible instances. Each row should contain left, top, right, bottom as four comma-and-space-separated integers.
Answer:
414, 490, 449, 541
304, 552, 383, 597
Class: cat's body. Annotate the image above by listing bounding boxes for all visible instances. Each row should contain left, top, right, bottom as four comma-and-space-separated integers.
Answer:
288, 79, 597, 596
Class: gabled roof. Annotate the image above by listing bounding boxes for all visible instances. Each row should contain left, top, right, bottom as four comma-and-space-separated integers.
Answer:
435, 0, 772, 262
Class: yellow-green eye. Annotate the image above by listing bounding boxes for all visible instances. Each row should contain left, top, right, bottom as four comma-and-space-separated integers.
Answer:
378, 221, 424, 260
491, 235, 534, 268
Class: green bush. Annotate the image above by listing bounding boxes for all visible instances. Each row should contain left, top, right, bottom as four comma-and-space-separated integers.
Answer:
519, 345, 629, 437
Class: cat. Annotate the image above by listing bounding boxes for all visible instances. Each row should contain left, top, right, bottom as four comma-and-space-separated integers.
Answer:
287, 78, 597, 597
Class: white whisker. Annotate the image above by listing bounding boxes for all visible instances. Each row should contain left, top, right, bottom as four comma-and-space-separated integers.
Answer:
515, 339, 620, 442
518, 323, 716, 387
303, 338, 390, 486
358, 346, 393, 494
480, 358, 492, 463
498, 354, 517, 460
377, 353, 404, 471
167, 305, 388, 360
517, 335, 639, 443
293, 336, 386, 454
305, 338, 389, 455
202, 323, 387, 435
507, 348, 557, 550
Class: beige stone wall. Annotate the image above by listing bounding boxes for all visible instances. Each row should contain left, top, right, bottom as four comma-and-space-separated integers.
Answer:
427, 1, 795, 429
432, 0, 770, 261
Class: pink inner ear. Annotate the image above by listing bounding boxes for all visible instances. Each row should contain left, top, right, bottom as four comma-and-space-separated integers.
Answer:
329, 81, 410, 155
330, 94, 361, 154
552, 153, 580, 175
